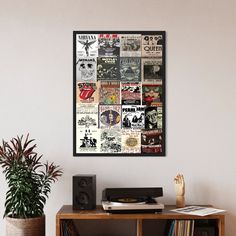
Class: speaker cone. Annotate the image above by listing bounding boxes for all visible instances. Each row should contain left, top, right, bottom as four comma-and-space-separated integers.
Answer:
77, 192, 89, 205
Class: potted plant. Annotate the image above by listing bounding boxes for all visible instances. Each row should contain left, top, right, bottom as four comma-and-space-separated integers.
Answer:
0, 134, 62, 236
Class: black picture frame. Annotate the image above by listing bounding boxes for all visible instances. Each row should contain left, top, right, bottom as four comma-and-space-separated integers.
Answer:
73, 31, 166, 156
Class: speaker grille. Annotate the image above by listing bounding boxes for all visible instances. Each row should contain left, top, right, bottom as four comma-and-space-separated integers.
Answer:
77, 192, 89, 204
73, 175, 96, 210
79, 178, 89, 187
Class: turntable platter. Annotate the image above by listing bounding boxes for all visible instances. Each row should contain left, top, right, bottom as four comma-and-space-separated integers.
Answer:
110, 197, 146, 203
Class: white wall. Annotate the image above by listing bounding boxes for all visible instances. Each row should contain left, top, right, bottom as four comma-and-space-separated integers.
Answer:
0, 0, 236, 235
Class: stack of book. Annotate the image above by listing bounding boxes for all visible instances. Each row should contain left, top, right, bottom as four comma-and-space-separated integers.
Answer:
168, 220, 195, 236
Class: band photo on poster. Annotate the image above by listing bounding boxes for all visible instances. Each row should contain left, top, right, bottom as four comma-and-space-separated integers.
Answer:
145, 106, 162, 130
141, 130, 163, 154
120, 34, 141, 57
122, 105, 145, 129
77, 128, 100, 153
73, 31, 166, 156
97, 57, 119, 80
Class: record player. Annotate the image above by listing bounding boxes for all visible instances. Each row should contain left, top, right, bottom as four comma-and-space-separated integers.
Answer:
102, 187, 164, 213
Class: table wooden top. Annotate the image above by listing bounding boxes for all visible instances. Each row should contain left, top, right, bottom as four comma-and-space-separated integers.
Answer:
56, 205, 225, 220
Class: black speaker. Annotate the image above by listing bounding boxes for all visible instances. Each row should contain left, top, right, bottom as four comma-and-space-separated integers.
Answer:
73, 174, 96, 210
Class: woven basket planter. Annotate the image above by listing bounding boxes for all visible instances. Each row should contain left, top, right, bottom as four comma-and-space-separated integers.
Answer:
6, 215, 45, 236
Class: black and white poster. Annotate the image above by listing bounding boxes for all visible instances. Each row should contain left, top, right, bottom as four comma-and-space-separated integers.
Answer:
98, 34, 120, 57
73, 31, 166, 156
142, 58, 163, 82
142, 35, 163, 57
76, 34, 98, 57
120, 34, 141, 57
76, 57, 97, 82
76, 104, 98, 129
100, 129, 121, 153
120, 57, 141, 82
145, 106, 162, 130
97, 57, 119, 80
122, 105, 145, 129
77, 128, 100, 153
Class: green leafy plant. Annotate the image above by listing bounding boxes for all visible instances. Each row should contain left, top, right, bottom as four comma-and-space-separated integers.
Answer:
0, 134, 62, 218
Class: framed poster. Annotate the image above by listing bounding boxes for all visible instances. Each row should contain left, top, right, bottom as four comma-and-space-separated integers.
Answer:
73, 31, 166, 156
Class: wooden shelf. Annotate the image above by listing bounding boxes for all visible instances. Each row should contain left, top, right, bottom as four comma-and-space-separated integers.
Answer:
56, 205, 225, 236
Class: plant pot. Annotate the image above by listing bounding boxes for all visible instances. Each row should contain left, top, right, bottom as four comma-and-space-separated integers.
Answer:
6, 215, 45, 236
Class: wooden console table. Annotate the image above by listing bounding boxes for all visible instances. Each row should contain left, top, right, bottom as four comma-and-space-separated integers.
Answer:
56, 205, 225, 236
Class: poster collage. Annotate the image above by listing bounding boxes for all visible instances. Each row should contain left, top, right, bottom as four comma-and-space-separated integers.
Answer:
74, 31, 165, 156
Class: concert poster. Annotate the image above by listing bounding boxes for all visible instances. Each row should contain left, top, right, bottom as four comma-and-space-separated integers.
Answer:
98, 34, 120, 57
122, 129, 141, 153
142, 84, 162, 106
99, 81, 120, 105
141, 130, 163, 154
142, 58, 163, 82
76, 104, 98, 129
144, 106, 162, 130
122, 105, 145, 129
121, 82, 141, 105
97, 57, 119, 80
74, 31, 165, 156
142, 34, 163, 57
99, 105, 121, 128
100, 128, 122, 153
120, 34, 141, 57
76, 128, 100, 153
120, 57, 141, 82
76, 82, 99, 104
76, 34, 98, 57
76, 57, 97, 82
